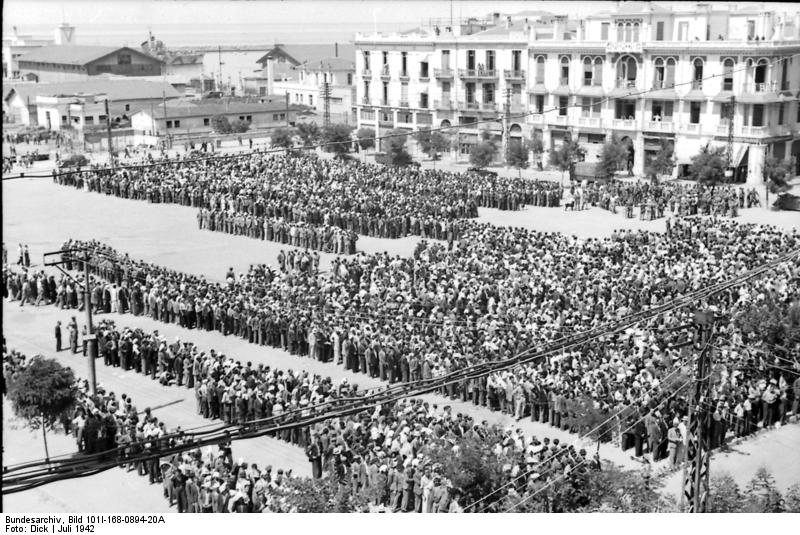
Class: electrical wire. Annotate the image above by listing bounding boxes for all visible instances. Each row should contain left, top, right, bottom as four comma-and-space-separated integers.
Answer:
3, 52, 798, 182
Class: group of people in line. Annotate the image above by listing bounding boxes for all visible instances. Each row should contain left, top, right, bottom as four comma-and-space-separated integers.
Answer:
51, 152, 564, 252
5, 211, 796, 465
562, 180, 759, 220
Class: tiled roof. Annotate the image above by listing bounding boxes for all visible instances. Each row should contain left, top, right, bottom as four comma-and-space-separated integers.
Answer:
17, 45, 163, 66
4, 78, 180, 104
256, 43, 356, 66
146, 100, 291, 119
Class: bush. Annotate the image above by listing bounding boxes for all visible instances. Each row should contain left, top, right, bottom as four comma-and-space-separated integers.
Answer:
59, 154, 89, 168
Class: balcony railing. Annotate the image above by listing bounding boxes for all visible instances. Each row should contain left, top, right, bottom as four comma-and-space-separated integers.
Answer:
722, 81, 733, 91
691, 79, 703, 90
362, 69, 372, 77
419, 71, 430, 81
752, 81, 777, 92
459, 68, 498, 79
740, 125, 769, 136
418, 100, 429, 109
646, 119, 674, 132
578, 116, 602, 128
583, 79, 603, 87
361, 97, 370, 105
652, 79, 674, 90
716, 123, 731, 135
504, 69, 525, 80
683, 123, 701, 134
528, 114, 545, 124
480, 102, 498, 112
399, 70, 410, 81
380, 67, 391, 80
559, 77, 569, 86
399, 100, 410, 108
509, 102, 525, 114
434, 68, 454, 78
552, 115, 568, 125
612, 118, 636, 129
462, 101, 481, 110
616, 78, 637, 89
434, 99, 454, 110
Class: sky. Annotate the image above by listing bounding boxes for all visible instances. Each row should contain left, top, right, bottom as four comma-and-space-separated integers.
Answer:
3, 1, 794, 46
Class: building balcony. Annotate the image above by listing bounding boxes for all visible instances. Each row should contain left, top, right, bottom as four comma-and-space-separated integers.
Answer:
460, 101, 481, 111
504, 69, 525, 80
418, 100, 430, 109
434, 99, 455, 110
616, 79, 637, 89
398, 100, 410, 108
751, 81, 778, 93
716, 122, 732, 135
651, 79, 675, 90
419, 72, 430, 82
646, 119, 674, 133
578, 116, 602, 128
361, 97, 370, 105
682, 122, 701, 134
434, 68, 454, 79
551, 115, 568, 126
379, 69, 391, 81
740, 125, 769, 137
691, 80, 703, 90
612, 118, 637, 129
528, 113, 545, 125
480, 102, 498, 112
459, 68, 498, 79
399, 71, 410, 81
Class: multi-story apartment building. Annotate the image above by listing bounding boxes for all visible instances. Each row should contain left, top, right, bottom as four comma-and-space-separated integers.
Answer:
355, 4, 800, 182
355, 13, 535, 156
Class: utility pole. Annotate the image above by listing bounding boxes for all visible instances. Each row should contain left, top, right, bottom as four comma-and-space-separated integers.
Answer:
681, 309, 715, 513
502, 87, 511, 167
285, 92, 290, 127
725, 95, 736, 182
82, 251, 98, 396
162, 91, 170, 149
104, 96, 113, 161
217, 45, 224, 93
322, 80, 332, 128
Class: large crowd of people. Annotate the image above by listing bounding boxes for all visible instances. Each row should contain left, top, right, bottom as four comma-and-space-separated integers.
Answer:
5, 211, 797, 464
51, 152, 564, 251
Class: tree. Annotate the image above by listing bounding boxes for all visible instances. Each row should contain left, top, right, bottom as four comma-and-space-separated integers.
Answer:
211, 115, 233, 134
762, 156, 793, 192
708, 473, 745, 512
549, 137, 585, 183
6, 356, 77, 462
743, 467, 784, 513
469, 142, 496, 169
322, 123, 354, 156
645, 139, 676, 180
530, 132, 544, 171
506, 139, 530, 177
297, 122, 321, 147
270, 126, 296, 153
386, 129, 413, 166
596, 135, 628, 180
784, 483, 800, 513
415, 129, 450, 169
355, 127, 375, 151
229, 119, 250, 134
689, 144, 727, 189
269, 476, 369, 513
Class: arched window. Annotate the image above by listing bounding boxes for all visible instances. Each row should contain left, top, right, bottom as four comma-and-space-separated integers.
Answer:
535, 55, 545, 83
692, 58, 704, 88
722, 58, 735, 90
560, 55, 570, 84
653, 57, 664, 87
617, 56, 637, 87
633, 22, 640, 42
754, 58, 768, 90
625, 22, 632, 42
583, 56, 593, 85
617, 23, 624, 41
593, 57, 604, 84
665, 58, 676, 87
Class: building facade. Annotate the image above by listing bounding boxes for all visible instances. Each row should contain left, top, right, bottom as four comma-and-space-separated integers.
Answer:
354, 4, 800, 181
16, 45, 163, 83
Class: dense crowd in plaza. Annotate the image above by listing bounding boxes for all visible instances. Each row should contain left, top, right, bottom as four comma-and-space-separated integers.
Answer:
563, 180, 761, 219
5, 208, 797, 467
51, 152, 564, 252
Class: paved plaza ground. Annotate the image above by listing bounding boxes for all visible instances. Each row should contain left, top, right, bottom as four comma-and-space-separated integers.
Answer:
3, 164, 799, 512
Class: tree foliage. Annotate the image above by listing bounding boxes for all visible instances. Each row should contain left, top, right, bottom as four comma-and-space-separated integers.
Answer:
597, 135, 628, 180
549, 138, 585, 181
645, 139, 675, 180
229, 119, 250, 134
355, 127, 376, 151
7, 356, 77, 431
270, 475, 370, 513
211, 115, 232, 134
743, 467, 785, 513
530, 132, 544, 169
415, 129, 450, 161
386, 129, 413, 166
270, 127, 296, 151
763, 156, 793, 192
296, 122, 321, 147
708, 473, 745, 512
506, 139, 530, 176
689, 144, 727, 188
322, 123, 354, 155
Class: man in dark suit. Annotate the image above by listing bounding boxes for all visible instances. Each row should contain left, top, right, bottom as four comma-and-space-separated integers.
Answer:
55, 321, 62, 352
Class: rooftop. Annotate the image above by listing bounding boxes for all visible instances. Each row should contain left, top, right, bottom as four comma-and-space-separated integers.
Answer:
4, 78, 180, 103
256, 43, 356, 67
16, 45, 162, 66
144, 99, 291, 119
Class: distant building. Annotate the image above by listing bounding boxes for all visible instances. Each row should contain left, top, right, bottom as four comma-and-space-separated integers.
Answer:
246, 43, 356, 124
3, 78, 180, 126
2, 23, 75, 79
16, 45, 164, 83
130, 99, 296, 140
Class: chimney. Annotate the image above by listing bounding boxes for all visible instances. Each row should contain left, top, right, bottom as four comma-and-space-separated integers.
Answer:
266, 55, 275, 95
505, 16, 511, 29
335, 42, 339, 57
